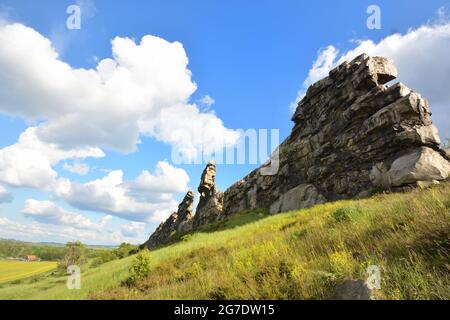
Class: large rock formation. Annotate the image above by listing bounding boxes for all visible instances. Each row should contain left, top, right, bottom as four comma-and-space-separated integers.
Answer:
192, 161, 224, 228
144, 54, 450, 246
144, 190, 194, 248
143, 162, 224, 248
223, 54, 449, 215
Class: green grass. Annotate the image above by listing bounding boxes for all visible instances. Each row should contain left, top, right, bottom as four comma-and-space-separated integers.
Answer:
0, 261, 57, 283
1, 183, 449, 300
0, 256, 134, 299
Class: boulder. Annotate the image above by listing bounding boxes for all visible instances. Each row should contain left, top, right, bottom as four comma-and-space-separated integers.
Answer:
371, 147, 450, 188
331, 279, 374, 300
270, 184, 326, 214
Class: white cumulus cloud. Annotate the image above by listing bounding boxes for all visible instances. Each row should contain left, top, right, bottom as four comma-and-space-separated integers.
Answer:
0, 21, 236, 236
121, 221, 146, 238
0, 127, 104, 190
0, 22, 238, 158
0, 216, 139, 245
63, 160, 90, 176
54, 161, 189, 222
198, 95, 216, 107
21, 199, 106, 230
125, 160, 190, 202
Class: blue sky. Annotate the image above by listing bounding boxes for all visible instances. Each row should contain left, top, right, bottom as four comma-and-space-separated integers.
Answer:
0, 0, 449, 245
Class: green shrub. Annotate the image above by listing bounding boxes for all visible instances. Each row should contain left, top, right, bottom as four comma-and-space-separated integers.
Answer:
331, 206, 363, 223
91, 250, 118, 268
181, 234, 193, 242
127, 250, 151, 285
289, 229, 307, 241
370, 186, 386, 196
115, 243, 138, 259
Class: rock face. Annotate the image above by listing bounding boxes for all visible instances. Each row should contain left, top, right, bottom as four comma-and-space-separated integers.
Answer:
192, 161, 224, 228
269, 184, 327, 214
143, 190, 194, 248
331, 279, 374, 300
144, 54, 450, 247
223, 54, 449, 216
144, 162, 224, 248
370, 147, 450, 188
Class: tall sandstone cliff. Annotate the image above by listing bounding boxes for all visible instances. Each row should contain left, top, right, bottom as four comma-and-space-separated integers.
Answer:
223, 53, 450, 215
144, 54, 450, 248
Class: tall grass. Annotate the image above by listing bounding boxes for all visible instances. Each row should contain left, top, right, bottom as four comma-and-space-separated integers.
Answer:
0, 255, 135, 299
1, 184, 448, 300
90, 183, 450, 300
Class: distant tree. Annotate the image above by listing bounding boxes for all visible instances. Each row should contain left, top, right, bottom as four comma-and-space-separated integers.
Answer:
0, 240, 65, 260
58, 241, 87, 271
115, 242, 137, 259
90, 249, 118, 268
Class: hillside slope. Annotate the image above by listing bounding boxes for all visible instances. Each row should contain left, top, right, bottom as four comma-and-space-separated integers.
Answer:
94, 184, 449, 300
1, 183, 449, 300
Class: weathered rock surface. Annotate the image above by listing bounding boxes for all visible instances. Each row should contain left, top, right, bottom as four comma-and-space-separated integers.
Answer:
144, 190, 194, 248
192, 161, 224, 228
144, 54, 450, 246
269, 184, 327, 214
370, 147, 450, 188
331, 279, 374, 300
223, 54, 449, 216
144, 162, 225, 248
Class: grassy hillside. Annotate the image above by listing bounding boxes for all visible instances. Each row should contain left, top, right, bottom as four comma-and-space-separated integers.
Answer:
1, 183, 449, 300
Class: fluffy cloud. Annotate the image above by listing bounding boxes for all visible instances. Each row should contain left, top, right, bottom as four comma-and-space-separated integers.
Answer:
0, 127, 104, 190
198, 95, 215, 107
0, 21, 230, 235
21, 199, 105, 230
0, 216, 138, 245
54, 161, 188, 222
63, 160, 90, 176
0, 217, 58, 239
291, 22, 450, 140
0, 185, 13, 203
139, 103, 239, 161
121, 221, 146, 238
0, 23, 238, 158
125, 161, 189, 201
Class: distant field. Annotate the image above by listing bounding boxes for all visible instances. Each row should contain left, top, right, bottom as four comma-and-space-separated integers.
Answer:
0, 261, 57, 283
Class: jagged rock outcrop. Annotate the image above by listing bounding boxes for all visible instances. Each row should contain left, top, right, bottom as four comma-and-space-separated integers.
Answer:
144, 54, 450, 246
331, 280, 374, 300
144, 190, 194, 248
223, 54, 450, 216
192, 161, 224, 228
144, 162, 225, 248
